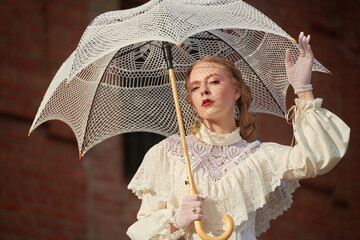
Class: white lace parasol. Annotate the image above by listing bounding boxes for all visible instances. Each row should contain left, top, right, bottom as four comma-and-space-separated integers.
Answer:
29, 0, 330, 156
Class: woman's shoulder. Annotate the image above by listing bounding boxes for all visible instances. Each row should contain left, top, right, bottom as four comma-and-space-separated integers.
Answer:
159, 134, 181, 148
143, 134, 181, 153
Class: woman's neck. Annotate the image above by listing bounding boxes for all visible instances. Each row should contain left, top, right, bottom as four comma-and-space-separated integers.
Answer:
202, 119, 237, 134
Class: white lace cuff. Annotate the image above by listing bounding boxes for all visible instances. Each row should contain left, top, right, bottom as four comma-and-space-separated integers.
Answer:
293, 83, 313, 94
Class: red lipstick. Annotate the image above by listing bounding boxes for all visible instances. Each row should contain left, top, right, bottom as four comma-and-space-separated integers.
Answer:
202, 99, 214, 107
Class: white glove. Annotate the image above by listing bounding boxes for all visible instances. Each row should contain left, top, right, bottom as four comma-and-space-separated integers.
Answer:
173, 194, 206, 229
285, 32, 315, 94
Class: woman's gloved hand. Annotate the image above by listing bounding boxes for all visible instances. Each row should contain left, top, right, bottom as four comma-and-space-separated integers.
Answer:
173, 194, 206, 229
285, 32, 315, 94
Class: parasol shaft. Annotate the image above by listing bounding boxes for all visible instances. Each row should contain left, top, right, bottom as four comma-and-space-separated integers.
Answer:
163, 42, 196, 193
168, 68, 196, 195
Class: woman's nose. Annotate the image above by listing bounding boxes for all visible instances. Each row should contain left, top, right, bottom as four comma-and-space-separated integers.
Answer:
200, 84, 210, 95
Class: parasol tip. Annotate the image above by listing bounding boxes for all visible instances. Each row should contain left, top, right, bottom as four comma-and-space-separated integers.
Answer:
66, 80, 69, 88
28, 130, 31, 137
79, 152, 82, 160
291, 39, 297, 43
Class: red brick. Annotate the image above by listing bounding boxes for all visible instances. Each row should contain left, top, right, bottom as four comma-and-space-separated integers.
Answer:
66, 224, 87, 235
2, 236, 21, 240
35, 195, 49, 206
19, 216, 33, 225
2, 165, 17, 175
0, 175, 6, 186
5, 189, 19, 200
0, 140, 14, 151
70, 213, 88, 223
13, 225, 41, 238
0, 222, 13, 235
43, 232, 70, 240
12, 179, 39, 191
0, 199, 22, 212
54, 209, 68, 220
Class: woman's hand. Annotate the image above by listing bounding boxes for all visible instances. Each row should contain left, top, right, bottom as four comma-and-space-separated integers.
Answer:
285, 32, 315, 98
173, 194, 206, 229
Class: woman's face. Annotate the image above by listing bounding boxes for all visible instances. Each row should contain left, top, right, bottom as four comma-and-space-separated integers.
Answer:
188, 61, 241, 123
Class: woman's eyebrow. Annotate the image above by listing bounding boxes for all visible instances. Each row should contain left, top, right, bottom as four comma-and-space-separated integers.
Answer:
189, 80, 201, 86
205, 73, 222, 81
189, 73, 222, 86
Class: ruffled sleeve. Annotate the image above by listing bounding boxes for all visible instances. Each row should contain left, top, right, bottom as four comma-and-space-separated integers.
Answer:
252, 98, 350, 236
127, 143, 173, 202
127, 145, 186, 240
126, 193, 185, 240
265, 98, 350, 180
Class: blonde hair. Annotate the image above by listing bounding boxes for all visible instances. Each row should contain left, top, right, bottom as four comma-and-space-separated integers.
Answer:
185, 56, 257, 141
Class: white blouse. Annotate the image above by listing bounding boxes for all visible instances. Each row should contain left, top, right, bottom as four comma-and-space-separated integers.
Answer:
127, 98, 350, 240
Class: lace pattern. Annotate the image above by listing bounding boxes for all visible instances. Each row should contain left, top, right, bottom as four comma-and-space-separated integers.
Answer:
161, 134, 261, 182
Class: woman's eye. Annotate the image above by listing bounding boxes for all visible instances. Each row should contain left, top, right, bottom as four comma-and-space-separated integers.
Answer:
211, 80, 220, 84
191, 87, 199, 92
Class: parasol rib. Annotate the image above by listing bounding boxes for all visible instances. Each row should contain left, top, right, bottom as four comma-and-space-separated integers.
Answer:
79, 49, 122, 158
112, 41, 153, 60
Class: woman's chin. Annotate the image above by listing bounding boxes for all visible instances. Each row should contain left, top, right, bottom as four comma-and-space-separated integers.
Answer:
201, 118, 222, 126
200, 112, 232, 122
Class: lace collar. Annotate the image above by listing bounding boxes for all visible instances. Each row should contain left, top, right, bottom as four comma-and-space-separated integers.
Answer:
195, 124, 242, 146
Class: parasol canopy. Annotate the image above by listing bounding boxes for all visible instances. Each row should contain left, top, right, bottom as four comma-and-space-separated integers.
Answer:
29, 0, 330, 158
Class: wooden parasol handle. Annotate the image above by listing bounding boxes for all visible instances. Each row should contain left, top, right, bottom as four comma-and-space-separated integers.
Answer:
167, 65, 234, 240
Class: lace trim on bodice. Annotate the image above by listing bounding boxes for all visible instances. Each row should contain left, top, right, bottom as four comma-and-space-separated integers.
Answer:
160, 127, 260, 182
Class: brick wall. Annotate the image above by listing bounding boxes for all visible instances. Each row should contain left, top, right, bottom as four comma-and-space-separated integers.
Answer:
0, 0, 359, 240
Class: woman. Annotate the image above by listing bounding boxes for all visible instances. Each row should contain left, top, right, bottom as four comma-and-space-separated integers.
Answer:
126, 32, 350, 239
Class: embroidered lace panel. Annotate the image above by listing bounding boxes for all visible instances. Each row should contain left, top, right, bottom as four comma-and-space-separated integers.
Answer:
161, 134, 260, 182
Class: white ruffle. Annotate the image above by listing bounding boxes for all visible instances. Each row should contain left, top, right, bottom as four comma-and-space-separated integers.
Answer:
128, 141, 300, 236
295, 97, 322, 110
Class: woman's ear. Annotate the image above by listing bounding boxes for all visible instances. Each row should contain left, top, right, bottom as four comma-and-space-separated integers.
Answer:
234, 86, 241, 101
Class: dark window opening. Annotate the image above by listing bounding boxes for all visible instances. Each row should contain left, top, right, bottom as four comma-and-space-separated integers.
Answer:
124, 132, 165, 180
